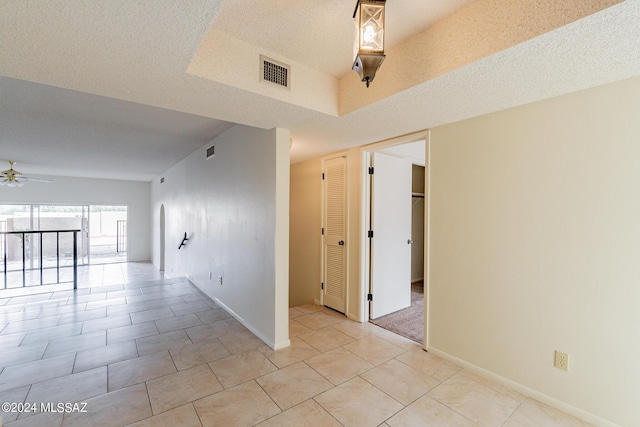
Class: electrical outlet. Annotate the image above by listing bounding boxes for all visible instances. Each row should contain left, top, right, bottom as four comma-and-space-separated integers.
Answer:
218, 275, 223, 285
554, 350, 569, 371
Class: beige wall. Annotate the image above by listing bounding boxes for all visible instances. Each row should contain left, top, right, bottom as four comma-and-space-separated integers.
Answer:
289, 158, 322, 307
290, 76, 640, 425
428, 75, 640, 426
290, 78, 640, 426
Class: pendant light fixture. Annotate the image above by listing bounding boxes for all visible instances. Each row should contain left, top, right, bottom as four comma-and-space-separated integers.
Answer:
352, 0, 386, 88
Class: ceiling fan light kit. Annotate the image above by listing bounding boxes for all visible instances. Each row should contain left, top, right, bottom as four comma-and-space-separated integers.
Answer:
0, 161, 52, 187
352, 0, 386, 88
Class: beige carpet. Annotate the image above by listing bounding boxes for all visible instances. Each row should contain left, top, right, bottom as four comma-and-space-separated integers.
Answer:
369, 282, 424, 343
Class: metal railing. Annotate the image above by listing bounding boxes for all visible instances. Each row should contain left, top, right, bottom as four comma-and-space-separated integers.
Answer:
1, 229, 80, 290
116, 220, 127, 253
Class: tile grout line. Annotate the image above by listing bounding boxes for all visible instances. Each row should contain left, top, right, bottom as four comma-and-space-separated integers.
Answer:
2, 270, 546, 426
503, 397, 527, 426
143, 381, 153, 420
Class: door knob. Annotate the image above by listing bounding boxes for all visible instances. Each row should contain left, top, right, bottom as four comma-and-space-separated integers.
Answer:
338, 240, 345, 246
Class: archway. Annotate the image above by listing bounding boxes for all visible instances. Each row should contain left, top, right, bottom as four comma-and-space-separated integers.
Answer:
159, 204, 165, 272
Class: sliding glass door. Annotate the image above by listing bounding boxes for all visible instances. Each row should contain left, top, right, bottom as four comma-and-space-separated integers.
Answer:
33, 205, 89, 268
0, 203, 127, 268
89, 205, 127, 264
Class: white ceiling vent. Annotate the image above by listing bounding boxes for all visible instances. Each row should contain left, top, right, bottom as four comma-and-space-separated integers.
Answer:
260, 55, 290, 89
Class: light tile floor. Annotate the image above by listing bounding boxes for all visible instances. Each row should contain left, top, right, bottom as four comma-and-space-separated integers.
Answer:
0, 263, 593, 426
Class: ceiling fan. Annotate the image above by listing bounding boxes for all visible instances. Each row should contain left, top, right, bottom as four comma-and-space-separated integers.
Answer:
0, 161, 52, 187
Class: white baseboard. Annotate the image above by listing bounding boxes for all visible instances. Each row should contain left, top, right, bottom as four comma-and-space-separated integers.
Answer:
213, 297, 289, 350
426, 347, 619, 427
186, 276, 290, 350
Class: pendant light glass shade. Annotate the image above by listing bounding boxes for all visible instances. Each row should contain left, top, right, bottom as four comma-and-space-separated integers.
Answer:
352, 0, 386, 87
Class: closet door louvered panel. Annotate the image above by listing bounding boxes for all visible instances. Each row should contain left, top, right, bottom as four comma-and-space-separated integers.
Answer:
325, 163, 345, 238
325, 246, 345, 301
322, 156, 347, 313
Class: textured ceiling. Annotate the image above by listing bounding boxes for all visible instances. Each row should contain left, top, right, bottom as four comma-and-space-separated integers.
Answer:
211, 0, 476, 78
0, 0, 639, 182
0, 78, 233, 181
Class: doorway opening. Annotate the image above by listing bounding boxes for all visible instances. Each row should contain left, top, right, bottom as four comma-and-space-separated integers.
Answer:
363, 137, 427, 345
159, 204, 165, 272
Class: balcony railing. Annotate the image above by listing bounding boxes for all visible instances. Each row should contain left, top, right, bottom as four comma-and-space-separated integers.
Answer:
116, 220, 127, 253
1, 229, 80, 290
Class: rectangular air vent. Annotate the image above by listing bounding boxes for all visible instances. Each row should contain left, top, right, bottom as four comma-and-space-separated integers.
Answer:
206, 145, 215, 159
260, 55, 290, 89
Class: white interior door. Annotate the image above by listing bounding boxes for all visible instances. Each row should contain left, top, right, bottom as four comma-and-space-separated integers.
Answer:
370, 152, 412, 319
322, 156, 347, 313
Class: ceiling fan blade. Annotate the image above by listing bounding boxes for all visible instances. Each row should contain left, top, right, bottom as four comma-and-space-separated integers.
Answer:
19, 176, 53, 183
0, 162, 52, 185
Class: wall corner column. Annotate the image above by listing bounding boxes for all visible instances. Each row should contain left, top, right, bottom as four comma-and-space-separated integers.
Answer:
273, 127, 291, 349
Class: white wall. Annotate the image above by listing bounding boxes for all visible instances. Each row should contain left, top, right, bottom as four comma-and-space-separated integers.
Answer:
0, 176, 150, 261
151, 124, 290, 350
428, 75, 640, 427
